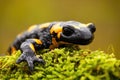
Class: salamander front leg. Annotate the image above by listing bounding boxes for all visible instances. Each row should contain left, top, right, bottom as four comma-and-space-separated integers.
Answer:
16, 41, 45, 71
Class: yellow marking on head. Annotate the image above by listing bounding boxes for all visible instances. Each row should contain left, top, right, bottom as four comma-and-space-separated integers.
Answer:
17, 32, 23, 37
33, 39, 42, 44
49, 38, 59, 49
50, 23, 62, 34
86, 23, 93, 27
29, 44, 35, 52
11, 46, 16, 54
57, 32, 61, 39
27, 25, 37, 32
73, 23, 87, 29
39, 23, 51, 29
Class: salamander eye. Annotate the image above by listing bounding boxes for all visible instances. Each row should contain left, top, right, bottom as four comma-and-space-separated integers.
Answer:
63, 25, 74, 36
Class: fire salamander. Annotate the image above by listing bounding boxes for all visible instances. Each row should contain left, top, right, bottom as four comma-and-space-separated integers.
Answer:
7, 21, 96, 71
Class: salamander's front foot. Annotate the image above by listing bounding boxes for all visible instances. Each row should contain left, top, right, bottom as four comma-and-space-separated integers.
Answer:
16, 52, 45, 71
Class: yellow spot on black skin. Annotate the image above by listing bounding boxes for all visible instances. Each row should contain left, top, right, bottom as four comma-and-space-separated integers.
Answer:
17, 32, 23, 38
27, 25, 37, 32
49, 38, 59, 49
50, 23, 62, 34
29, 44, 35, 52
11, 46, 16, 53
57, 32, 61, 39
33, 39, 42, 44
39, 23, 51, 28
86, 23, 93, 27
73, 23, 91, 29
50, 23, 63, 40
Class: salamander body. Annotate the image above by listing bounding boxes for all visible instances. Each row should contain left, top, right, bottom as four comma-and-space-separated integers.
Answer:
8, 21, 96, 71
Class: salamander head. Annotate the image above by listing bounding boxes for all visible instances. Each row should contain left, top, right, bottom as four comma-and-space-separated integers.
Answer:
50, 21, 96, 45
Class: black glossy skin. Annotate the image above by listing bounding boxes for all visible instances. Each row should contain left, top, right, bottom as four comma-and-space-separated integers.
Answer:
8, 21, 96, 71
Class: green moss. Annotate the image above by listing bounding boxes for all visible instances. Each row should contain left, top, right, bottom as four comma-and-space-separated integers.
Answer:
0, 47, 120, 80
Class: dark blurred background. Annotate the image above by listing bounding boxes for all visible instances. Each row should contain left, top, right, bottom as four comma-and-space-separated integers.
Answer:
0, 0, 120, 58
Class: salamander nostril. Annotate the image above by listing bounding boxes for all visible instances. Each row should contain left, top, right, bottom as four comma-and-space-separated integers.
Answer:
88, 23, 96, 33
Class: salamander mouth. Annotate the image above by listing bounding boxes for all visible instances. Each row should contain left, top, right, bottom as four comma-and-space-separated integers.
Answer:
60, 33, 94, 45
77, 37, 94, 45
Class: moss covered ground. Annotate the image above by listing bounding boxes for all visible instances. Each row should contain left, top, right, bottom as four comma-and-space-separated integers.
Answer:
0, 47, 120, 80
